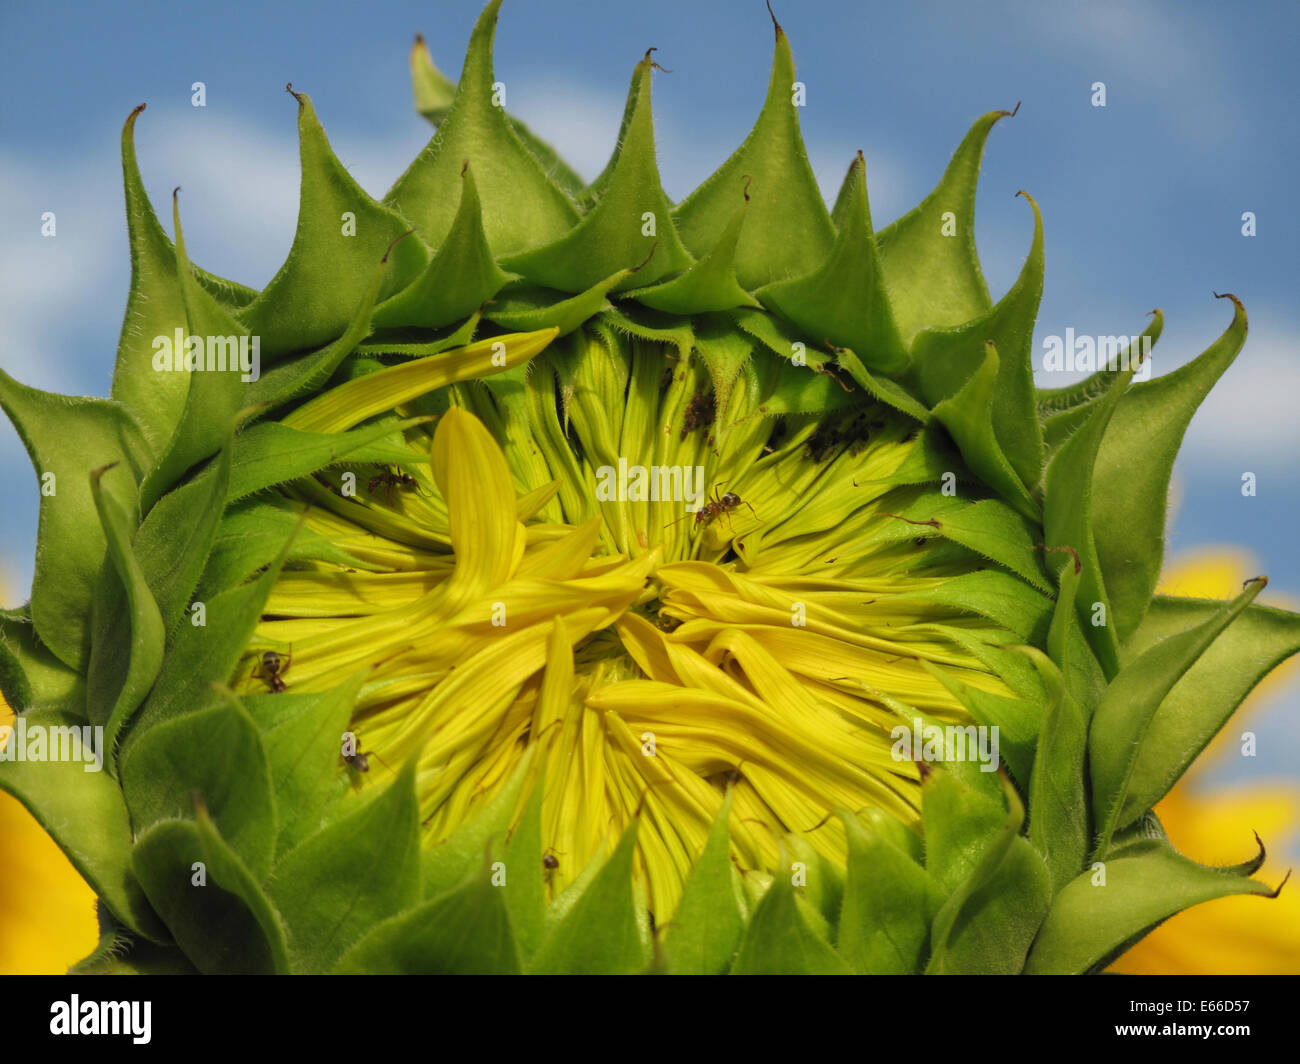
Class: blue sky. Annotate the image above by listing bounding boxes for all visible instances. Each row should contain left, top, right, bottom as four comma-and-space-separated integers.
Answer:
1, 1, 1296, 802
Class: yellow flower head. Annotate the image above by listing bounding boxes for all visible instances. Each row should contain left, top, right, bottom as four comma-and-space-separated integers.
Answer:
241, 333, 1019, 918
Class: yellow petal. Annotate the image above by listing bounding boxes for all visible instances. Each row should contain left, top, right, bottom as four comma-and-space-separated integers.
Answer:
284, 329, 559, 433
431, 407, 526, 601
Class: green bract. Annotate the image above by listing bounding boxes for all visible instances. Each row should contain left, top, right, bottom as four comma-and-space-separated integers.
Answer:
0, 0, 1294, 975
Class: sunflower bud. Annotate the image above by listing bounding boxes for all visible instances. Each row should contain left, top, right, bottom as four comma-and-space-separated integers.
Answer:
1, 0, 1294, 976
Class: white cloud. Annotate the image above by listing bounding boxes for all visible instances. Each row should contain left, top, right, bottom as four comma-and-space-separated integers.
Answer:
1018, 0, 1233, 149
1179, 326, 1300, 462
505, 77, 626, 186
0, 156, 120, 395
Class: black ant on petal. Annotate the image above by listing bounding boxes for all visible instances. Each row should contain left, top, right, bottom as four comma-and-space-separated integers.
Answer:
341, 730, 390, 785
542, 846, 566, 882
368, 467, 427, 506
254, 648, 291, 693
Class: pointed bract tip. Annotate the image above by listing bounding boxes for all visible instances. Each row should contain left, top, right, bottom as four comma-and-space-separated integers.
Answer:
91, 461, 121, 480
642, 46, 672, 73
742, 174, 752, 201
1212, 290, 1246, 314
1244, 574, 1268, 591
285, 82, 304, 104
1036, 542, 1082, 575
382, 229, 416, 264
1268, 868, 1292, 900
766, 0, 784, 37
1005, 100, 1022, 117
123, 103, 147, 138
631, 241, 659, 273
461, 158, 470, 177
172, 186, 181, 201
916, 760, 933, 781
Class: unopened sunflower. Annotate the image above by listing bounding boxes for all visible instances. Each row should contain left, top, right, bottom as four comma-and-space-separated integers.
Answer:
1, 1, 1295, 974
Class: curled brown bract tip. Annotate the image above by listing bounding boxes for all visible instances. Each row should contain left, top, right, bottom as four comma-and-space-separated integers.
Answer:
821, 362, 854, 392
1006, 100, 1022, 117
1213, 290, 1246, 315
917, 761, 933, 782
1036, 543, 1082, 574
413, 32, 425, 46
766, 0, 784, 37
631, 240, 658, 273
1244, 574, 1268, 591
172, 186, 181, 201
643, 47, 672, 74
381, 229, 416, 264
460, 158, 469, 177
128, 102, 147, 121
285, 82, 303, 103
742, 174, 752, 201
1267, 868, 1292, 900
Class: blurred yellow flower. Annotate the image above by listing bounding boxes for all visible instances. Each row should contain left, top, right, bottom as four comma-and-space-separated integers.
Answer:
1110, 547, 1300, 974
0, 697, 99, 974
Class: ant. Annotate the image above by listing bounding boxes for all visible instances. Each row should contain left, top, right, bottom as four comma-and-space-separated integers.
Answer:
340, 731, 390, 782
368, 467, 425, 505
542, 846, 566, 881
666, 484, 756, 532
680, 389, 716, 440
254, 648, 291, 693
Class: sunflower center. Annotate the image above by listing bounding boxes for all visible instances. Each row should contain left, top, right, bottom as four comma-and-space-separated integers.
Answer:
241, 330, 1022, 919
